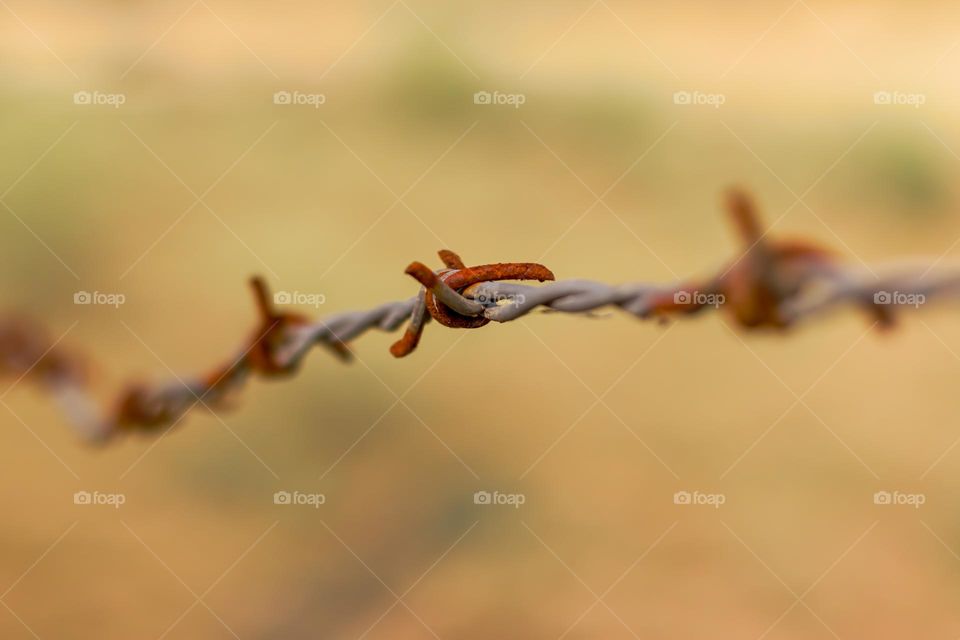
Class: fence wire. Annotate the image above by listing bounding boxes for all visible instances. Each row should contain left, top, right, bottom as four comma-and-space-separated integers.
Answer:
2, 190, 959, 442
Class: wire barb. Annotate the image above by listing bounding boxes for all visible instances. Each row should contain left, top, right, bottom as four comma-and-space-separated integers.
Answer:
392, 250, 555, 356
3, 189, 960, 442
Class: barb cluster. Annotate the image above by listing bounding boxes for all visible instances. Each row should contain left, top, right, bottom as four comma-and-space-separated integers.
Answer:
3, 190, 959, 442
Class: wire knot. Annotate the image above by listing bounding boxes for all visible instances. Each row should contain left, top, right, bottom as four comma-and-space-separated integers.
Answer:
112, 277, 352, 436
390, 250, 555, 357
647, 189, 848, 328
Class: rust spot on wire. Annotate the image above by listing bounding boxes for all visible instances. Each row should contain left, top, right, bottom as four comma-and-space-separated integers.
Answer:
389, 288, 430, 358
0, 317, 87, 389
438, 250, 466, 270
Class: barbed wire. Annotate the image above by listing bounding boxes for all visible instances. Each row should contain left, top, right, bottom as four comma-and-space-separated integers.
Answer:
3, 189, 959, 442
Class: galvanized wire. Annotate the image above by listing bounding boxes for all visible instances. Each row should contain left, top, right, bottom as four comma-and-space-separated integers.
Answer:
466, 263, 960, 324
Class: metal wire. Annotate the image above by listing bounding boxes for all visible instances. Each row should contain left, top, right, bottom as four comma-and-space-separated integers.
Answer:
3, 190, 959, 442
466, 263, 960, 323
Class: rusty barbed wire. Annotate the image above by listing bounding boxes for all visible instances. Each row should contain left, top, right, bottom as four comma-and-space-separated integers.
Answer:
3, 189, 960, 442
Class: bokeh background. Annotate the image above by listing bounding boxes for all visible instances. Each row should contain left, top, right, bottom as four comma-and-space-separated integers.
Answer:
3, 1, 960, 637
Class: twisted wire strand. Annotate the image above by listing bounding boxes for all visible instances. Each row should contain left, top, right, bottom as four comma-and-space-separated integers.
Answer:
3, 190, 960, 443
465, 263, 960, 324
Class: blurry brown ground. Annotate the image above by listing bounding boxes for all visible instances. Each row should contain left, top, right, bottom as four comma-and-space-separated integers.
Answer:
3, 1, 960, 638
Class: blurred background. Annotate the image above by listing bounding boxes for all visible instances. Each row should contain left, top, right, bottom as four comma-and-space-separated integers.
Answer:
3, 0, 960, 637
